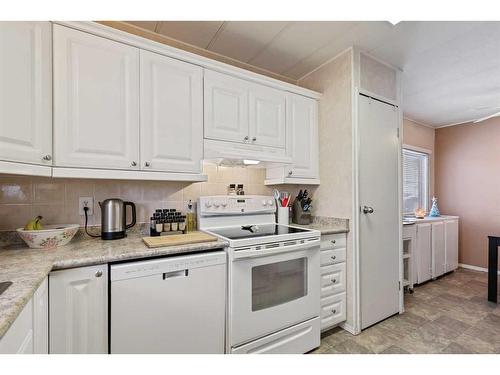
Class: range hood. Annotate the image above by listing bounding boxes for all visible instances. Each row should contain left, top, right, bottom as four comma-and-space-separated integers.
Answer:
203, 139, 292, 167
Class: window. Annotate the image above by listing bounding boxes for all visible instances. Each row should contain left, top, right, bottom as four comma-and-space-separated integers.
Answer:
403, 148, 429, 214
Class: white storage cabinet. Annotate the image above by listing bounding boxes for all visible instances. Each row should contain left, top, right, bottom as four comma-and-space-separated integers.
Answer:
49, 265, 108, 354
0, 22, 52, 175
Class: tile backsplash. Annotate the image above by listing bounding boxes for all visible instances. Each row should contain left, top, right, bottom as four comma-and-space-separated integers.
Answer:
0, 163, 275, 230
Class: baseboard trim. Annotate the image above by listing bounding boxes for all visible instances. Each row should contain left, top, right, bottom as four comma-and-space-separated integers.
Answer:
459, 263, 500, 275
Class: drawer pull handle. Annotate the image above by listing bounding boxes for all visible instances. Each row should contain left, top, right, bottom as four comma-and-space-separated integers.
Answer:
331, 278, 337, 284
331, 255, 336, 260
332, 309, 337, 314
95, 270, 103, 278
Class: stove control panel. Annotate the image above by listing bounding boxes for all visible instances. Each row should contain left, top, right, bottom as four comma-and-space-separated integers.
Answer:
199, 195, 276, 215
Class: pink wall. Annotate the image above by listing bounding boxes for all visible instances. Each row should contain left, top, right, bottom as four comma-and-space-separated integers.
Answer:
435, 117, 500, 268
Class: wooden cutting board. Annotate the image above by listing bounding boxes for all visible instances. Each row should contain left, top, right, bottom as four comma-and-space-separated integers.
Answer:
142, 231, 218, 248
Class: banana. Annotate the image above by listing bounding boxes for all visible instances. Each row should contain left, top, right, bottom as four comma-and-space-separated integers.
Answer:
24, 216, 43, 231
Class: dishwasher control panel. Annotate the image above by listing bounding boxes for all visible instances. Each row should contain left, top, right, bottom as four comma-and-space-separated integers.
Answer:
110, 250, 226, 281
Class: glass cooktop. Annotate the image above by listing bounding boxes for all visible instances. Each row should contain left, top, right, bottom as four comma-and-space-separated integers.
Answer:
208, 224, 310, 240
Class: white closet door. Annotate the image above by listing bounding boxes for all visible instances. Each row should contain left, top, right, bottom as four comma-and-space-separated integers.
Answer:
432, 221, 446, 278
140, 50, 203, 173
53, 25, 140, 170
358, 94, 400, 330
286, 93, 318, 178
0, 22, 52, 166
204, 70, 249, 144
249, 84, 286, 148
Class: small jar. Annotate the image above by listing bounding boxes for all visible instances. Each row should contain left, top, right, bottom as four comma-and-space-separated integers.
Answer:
163, 219, 171, 232
150, 217, 159, 236
178, 216, 186, 232
155, 219, 163, 234
228, 184, 236, 195
171, 219, 179, 232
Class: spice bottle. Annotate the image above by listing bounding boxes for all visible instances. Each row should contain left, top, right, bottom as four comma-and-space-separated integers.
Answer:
186, 200, 196, 232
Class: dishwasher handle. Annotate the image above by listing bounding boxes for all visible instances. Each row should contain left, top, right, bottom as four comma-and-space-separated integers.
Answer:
162, 269, 189, 280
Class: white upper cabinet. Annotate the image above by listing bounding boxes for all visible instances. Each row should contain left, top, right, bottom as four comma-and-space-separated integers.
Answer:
264, 93, 319, 184
204, 70, 249, 144
249, 84, 286, 148
0, 22, 52, 166
53, 24, 140, 170
140, 50, 203, 173
286, 93, 318, 178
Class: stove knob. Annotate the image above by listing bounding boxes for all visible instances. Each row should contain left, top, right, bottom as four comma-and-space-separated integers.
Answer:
221, 201, 227, 208
267, 200, 273, 207
213, 202, 220, 208
205, 201, 212, 208
262, 200, 268, 206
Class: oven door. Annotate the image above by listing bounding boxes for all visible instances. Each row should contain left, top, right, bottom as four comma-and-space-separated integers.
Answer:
229, 240, 320, 347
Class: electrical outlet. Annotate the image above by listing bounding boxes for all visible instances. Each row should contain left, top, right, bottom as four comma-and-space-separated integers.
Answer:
79, 197, 94, 215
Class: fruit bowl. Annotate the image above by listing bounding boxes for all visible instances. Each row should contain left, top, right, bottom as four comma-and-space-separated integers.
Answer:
16, 224, 79, 249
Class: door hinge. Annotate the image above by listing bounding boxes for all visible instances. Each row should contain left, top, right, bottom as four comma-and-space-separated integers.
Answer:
397, 128, 400, 138
398, 281, 401, 290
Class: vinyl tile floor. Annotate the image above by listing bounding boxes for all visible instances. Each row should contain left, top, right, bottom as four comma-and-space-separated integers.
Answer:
312, 268, 500, 354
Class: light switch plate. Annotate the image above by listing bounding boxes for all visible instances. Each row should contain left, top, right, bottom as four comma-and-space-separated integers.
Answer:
79, 197, 94, 215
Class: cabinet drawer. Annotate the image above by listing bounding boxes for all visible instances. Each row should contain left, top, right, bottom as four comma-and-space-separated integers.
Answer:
320, 248, 346, 266
321, 263, 346, 297
320, 293, 346, 331
320, 233, 346, 250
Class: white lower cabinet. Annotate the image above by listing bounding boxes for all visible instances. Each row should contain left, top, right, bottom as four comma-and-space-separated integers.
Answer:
0, 278, 48, 354
415, 217, 459, 284
49, 265, 108, 354
320, 233, 347, 332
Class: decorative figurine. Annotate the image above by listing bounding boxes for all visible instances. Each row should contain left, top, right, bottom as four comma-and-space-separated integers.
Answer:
429, 197, 441, 217
414, 207, 426, 219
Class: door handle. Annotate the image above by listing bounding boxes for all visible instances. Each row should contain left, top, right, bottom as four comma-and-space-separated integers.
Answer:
362, 206, 374, 214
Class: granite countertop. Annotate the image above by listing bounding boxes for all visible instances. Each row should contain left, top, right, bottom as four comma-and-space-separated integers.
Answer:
0, 232, 228, 340
290, 216, 349, 235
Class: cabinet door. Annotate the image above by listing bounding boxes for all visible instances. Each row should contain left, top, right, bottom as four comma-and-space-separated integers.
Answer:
33, 277, 49, 354
0, 22, 52, 166
204, 70, 249, 143
445, 219, 459, 272
416, 223, 432, 283
49, 265, 108, 354
0, 299, 33, 354
53, 25, 140, 170
140, 50, 203, 173
431, 222, 446, 278
249, 84, 286, 148
285, 93, 318, 178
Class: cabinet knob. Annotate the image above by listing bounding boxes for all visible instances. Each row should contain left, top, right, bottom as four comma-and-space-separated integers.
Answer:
244, 136, 249, 142
332, 309, 337, 314
144, 161, 151, 167
331, 278, 337, 284
331, 240, 336, 244
252, 137, 257, 142
42, 154, 52, 161
131, 161, 137, 167
95, 270, 103, 278
331, 255, 336, 260
288, 170, 293, 176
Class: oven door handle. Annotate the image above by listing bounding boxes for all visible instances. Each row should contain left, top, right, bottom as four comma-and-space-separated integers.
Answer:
232, 238, 320, 260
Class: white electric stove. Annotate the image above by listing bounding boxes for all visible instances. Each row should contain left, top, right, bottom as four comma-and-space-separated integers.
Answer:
198, 195, 321, 354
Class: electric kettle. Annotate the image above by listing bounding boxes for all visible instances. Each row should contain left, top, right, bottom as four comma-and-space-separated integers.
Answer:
98, 198, 136, 240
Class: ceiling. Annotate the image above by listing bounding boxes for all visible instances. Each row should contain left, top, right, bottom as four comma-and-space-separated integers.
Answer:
126, 21, 500, 127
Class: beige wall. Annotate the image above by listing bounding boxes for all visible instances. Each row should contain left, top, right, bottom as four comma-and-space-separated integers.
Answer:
0, 163, 272, 231
403, 118, 436, 200
298, 50, 353, 219
298, 49, 354, 327
435, 117, 500, 269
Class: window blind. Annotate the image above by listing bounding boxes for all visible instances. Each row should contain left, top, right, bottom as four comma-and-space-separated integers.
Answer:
403, 149, 429, 214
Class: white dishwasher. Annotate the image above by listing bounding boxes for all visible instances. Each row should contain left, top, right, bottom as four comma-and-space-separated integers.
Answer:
110, 250, 226, 354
